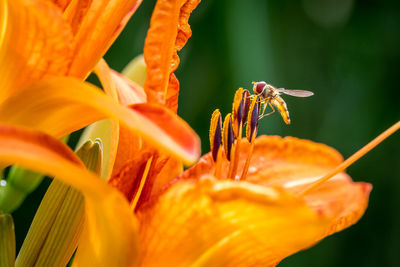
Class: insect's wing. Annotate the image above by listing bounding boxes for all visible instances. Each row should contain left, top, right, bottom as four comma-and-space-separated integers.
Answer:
278, 89, 314, 97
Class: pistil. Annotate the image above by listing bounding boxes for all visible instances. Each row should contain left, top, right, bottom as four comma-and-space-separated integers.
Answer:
300, 120, 400, 195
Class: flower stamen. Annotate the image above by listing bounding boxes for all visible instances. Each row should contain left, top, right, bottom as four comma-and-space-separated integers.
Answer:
300, 120, 400, 195
223, 113, 235, 178
209, 88, 262, 180
131, 156, 153, 211
241, 95, 261, 180
209, 109, 224, 177
222, 113, 235, 162
209, 109, 223, 162
229, 89, 250, 179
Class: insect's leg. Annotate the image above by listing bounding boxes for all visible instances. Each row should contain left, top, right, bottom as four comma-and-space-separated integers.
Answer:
259, 102, 275, 119
246, 94, 260, 101
261, 101, 268, 115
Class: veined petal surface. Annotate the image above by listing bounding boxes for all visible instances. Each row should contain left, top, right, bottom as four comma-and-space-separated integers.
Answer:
0, 124, 138, 267
236, 136, 371, 236
0, 0, 73, 99
0, 0, 143, 98
137, 177, 330, 266
65, 0, 142, 78
180, 135, 371, 243
0, 77, 200, 164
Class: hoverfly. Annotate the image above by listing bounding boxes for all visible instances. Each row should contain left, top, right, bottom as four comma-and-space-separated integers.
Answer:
252, 81, 314, 124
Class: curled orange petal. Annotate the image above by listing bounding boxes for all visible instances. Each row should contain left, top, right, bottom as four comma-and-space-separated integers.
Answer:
109, 70, 148, 176
144, 0, 201, 112
0, 77, 200, 165
0, 124, 139, 267
93, 59, 149, 177
130, 103, 201, 164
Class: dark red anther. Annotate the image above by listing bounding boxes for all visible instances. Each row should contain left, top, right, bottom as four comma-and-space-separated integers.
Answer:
209, 110, 223, 162
212, 115, 222, 161
223, 113, 235, 161
236, 98, 244, 128
246, 95, 261, 141
226, 116, 235, 161
242, 90, 250, 124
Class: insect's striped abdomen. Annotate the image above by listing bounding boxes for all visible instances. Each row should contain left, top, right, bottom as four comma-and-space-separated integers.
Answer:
271, 96, 291, 124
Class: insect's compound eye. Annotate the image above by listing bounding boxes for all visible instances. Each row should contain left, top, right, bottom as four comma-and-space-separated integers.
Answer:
252, 81, 267, 94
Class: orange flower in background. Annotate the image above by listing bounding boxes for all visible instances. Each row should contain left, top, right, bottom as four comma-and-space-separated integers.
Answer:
0, 0, 201, 266
0, 0, 199, 162
0, 0, 141, 96
96, 0, 201, 182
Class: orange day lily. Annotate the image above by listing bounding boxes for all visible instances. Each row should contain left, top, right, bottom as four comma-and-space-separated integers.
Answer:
1, 0, 400, 267
78, 0, 400, 264
0, 0, 202, 180
0, 0, 201, 266
0, 0, 200, 163
122, 85, 398, 265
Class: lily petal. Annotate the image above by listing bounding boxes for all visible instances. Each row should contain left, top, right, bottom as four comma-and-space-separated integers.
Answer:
110, 149, 183, 208
180, 135, 371, 244
65, 0, 142, 78
77, 59, 121, 179
111, 64, 148, 176
112, 70, 147, 106
0, 0, 73, 99
234, 136, 372, 236
0, 124, 138, 267
0, 77, 200, 164
130, 103, 201, 165
137, 177, 330, 266
144, 0, 200, 111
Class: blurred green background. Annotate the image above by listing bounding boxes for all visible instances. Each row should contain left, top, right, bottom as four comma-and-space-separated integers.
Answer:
13, 0, 400, 266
